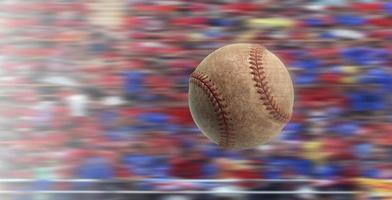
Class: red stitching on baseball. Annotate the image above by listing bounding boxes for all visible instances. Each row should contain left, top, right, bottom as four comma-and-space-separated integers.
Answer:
190, 72, 234, 148
249, 45, 290, 122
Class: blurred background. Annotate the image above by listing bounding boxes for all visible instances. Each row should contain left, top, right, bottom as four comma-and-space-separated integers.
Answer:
0, 0, 391, 200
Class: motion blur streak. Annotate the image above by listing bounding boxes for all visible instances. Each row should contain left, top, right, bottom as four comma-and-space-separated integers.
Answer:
0, 0, 391, 200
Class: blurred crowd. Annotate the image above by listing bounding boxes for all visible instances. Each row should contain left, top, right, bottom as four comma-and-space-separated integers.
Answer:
0, 0, 392, 199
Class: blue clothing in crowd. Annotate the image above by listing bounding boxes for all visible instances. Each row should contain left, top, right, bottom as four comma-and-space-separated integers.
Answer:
281, 122, 305, 140
385, 2, 392, 14
202, 162, 219, 178
315, 163, 341, 179
123, 71, 146, 94
264, 157, 314, 178
341, 47, 372, 65
354, 143, 373, 159
360, 68, 392, 93
335, 14, 366, 26
208, 18, 235, 27
303, 17, 329, 27
349, 90, 386, 112
123, 154, 164, 177
361, 164, 381, 178
330, 121, 360, 136
293, 58, 322, 71
100, 110, 120, 127
138, 112, 170, 124
368, 48, 390, 65
295, 73, 319, 85
78, 157, 114, 179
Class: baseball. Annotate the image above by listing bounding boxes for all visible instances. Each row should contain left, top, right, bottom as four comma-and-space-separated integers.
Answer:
189, 43, 294, 150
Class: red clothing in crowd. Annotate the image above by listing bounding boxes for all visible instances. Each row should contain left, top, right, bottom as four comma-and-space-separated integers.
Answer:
368, 29, 392, 40
167, 106, 194, 125
98, 72, 123, 89
222, 2, 261, 12
299, 87, 347, 108
187, 3, 208, 12
145, 75, 172, 92
310, 47, 339, 58
171, 17, 207, 26
352, 3, 384, 12
323, 136, 354, 160
234, 168, 262, 188
170, 158, 203, 179
124, 16, 145, 28
52, 105, 70, 129
368, 17, 392, 27
319, 73, 342, 84
115, 164, 133, 178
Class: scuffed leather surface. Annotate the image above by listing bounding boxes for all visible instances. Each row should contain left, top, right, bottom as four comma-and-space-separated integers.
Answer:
189, 79, 223, 144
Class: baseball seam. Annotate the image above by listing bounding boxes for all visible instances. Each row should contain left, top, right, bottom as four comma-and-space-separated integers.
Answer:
249, 45, 290, 122
190, 72, 234, 148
